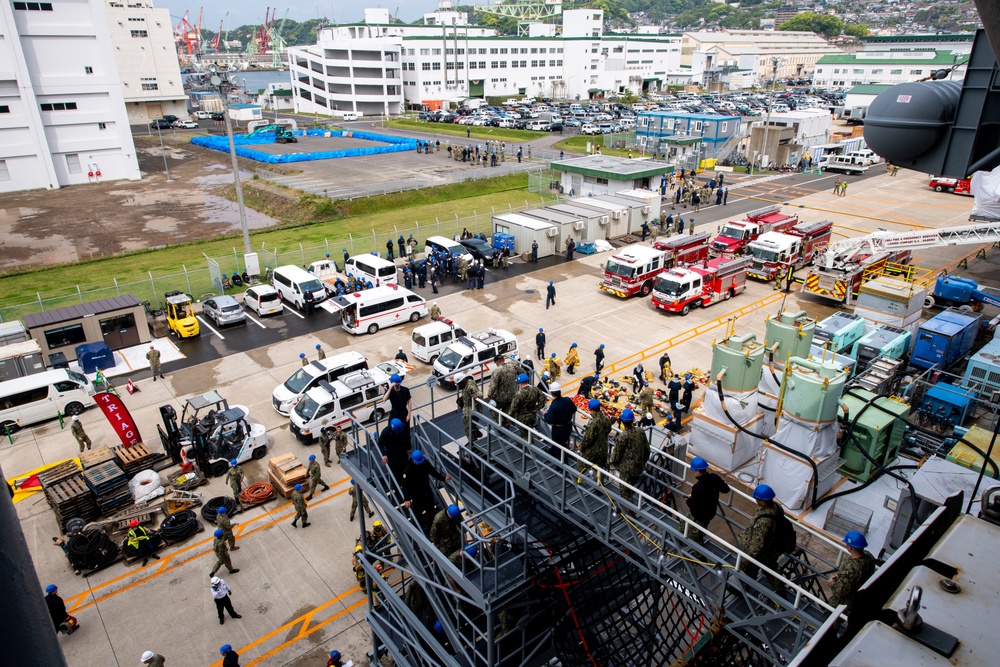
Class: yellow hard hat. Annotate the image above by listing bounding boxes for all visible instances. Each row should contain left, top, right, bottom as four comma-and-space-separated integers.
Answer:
373, 520, 382, 528
354, 545, 363, 553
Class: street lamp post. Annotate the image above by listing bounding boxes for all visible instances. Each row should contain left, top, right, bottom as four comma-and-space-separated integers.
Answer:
211, 66, 251, 254
751, 56, 782, 176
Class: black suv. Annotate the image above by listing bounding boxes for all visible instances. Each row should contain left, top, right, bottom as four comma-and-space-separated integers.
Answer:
149, 118, 172, 129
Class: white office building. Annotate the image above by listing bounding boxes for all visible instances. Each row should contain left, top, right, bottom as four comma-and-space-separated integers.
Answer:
289, 8, 684, 113
681, 30, 842, 85
0, 0, 141, 193
103, 1, 187, 124
813, 50, 970, 89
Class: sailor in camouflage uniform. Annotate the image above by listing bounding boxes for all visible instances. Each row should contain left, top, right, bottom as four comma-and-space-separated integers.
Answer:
486, 355, 518, 414
828, 531, 877, 612
737, 484, 787, 595
577, 399, 612, 475
609, 409, 650, 507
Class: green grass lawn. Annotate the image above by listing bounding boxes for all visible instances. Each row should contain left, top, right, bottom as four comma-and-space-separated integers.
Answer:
552, 135, 632, 158
0, 174, 555, 317
386, 118, 543, 144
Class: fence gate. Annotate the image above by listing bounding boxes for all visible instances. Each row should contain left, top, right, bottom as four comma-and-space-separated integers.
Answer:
207, 257, 224, 296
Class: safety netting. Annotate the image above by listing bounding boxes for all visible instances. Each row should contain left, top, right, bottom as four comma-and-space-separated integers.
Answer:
190, 129, 418, 164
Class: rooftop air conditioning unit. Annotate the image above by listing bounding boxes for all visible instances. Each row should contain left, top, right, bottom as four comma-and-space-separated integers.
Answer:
611, 210, 623, 220
598, 216, 609, 225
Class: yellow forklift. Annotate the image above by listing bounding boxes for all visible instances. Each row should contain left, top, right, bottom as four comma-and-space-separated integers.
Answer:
165, 291, 200, 338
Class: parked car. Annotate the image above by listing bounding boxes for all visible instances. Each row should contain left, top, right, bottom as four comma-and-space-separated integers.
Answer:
172, 119, 199, 129
202, 295, 247, 327
928, 176, 971, 194
193, 110, 213, 119
564, 118, 582, 127
161, 115, 179, 123
459, 237, 494, 262
580, 123, 601, 135
149, 119, 172, 129
546, 121, 564, 132
375, 360, 408, 382
210, 112, 225, 121
242, 285, 284, 317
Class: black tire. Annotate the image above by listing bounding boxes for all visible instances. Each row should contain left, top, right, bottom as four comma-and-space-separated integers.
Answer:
681, 304, 691, 315
367, 323, 379, 335
640, 281, 653, 297
208, 460, 229, 477
934, 185, 944, 192
723, 289, 733, 301
371, 407, 386, 422
64, 402, 85, 416
251, 446, 266, 460
1, 420, 19, 435
409, 311, 420, 322
429, 355, 439, 365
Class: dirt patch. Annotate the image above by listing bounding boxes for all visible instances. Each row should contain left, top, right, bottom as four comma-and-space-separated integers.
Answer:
0, 137, 284, 269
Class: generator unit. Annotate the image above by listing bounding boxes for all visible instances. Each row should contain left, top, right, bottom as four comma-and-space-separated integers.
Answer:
963, 340, 1000, 401
813, 311, 866, 354
919, 381, 977, 430
911, 308, 982, 371
838, 388, 910, 483
850, 325, 911, 370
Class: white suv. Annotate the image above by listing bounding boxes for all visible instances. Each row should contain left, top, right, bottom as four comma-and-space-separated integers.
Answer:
580, 123, 601, 135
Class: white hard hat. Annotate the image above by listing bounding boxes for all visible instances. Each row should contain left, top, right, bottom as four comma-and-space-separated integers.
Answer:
646, 412, 653, 419
549, 382, 562, 393
72, 415, 79, 422
210, 576, 221, 585
141, 651, 155, 662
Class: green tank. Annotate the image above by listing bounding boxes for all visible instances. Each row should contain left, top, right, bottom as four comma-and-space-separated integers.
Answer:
765, 310, 815, 366
838, 389, 910, 482
712, 332, 766, 393
782, 356, 847, 424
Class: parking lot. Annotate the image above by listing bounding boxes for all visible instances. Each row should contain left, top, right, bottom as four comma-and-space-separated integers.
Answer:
5, 167, 990, 667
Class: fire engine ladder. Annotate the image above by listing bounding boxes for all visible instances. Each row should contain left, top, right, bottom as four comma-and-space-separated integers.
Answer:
745, 204, 782, 220
818, 220, 1000, 270
460, 401, 841, 666
716, 256, 754, 277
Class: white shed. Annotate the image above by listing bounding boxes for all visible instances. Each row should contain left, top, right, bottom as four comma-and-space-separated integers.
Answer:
545, 203, 609, 242
569, 196, 630, 239
492, 213, 558, 258
594, 194, 653, 235
522, 207, 584, 249
614, 189, 662, 228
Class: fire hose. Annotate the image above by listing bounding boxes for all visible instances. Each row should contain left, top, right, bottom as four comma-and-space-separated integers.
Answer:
159, 509, 200, 542
239, 482, 276, 505
66, 528, 120, 572
120, 531, 164, 559
201, 496, 238, 522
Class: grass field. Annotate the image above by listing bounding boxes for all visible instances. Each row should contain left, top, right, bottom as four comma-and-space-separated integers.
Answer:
0, 174, 555, 315
552, 135, 631, 158
386, 118, 544, 144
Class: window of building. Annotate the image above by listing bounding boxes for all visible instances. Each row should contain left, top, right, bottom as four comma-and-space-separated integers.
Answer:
458, 49, 464, 55
457, 62, 464, 69
12, 2, 54, 10
40, 102, 77, 111
446, 49, 453, 55
500, 48, 508, 54
0, 160, 9, 181
491, 61, 499, 69
512, 61, 519, 68
478, 48, 486, 54
470, 62, 478, 69
66, 154, 81, 174
406, 49, 414, 56
141, 82, 158, 90
872, 68, 883, 74
128, 16, 144, 22
85, 66, 94, 74
853, 68, 863, 74
530, 47, 537, 54
0, 105, 9, 114
432, 62, 441, 70
490, 48, 498, 54
557, 60, 562, 66
833, 68, 840, 74
539, 48, 547, 54
692, 121, 702, 132
890, 69, 903, 75
98, 122, 107, 130
531, 60, 538, 67
130, 30, 148, 38
431, 48, 441, 55
721, 122, 728, 132
479, 61, 485, 68
422, 62, 430, 71
420, 48, 429, 56
816, 68, 824, 73
520, 60, 527, 67
446, 62, 454, 70
910, 69, 923, 75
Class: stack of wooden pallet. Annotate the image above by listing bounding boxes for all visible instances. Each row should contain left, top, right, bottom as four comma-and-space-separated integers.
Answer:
84, 461, 133, 515
113, 442, 157, 478
79, 446, 116, 471
267, 453, 307, 498
39, 461, 98, 531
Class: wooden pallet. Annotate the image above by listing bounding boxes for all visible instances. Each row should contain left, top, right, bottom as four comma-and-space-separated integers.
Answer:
113, 442, 158, 477
45, 476, 99, 530
83, 461, 128, 494
79, 446, 116, 470
267, 454, 307, 491
38, 461, 82, 489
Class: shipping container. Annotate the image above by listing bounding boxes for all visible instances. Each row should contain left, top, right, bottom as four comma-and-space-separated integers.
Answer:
491, 213, 557, 258
544, 203, 609, 241
569, 196, 630, 238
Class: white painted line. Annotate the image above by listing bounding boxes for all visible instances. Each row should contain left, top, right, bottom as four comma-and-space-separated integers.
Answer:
196, 316, 225, 340
244, 312, 267, 329
283, 306, 305, 320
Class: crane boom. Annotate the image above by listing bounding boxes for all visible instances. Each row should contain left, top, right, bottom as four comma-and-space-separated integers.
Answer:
819, 220, 1000, 270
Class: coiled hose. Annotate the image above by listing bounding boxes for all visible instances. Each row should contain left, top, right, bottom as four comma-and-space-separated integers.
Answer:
66, 528, 120, 572
159, 510, 200, 542
239, 482, 276, 505
120, 531, 164, 559
201, 496, 238, 523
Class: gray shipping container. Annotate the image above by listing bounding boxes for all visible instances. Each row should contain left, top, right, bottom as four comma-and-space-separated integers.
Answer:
545, 203, 609, 241
492, 213, 557, 258
569, 196, 630, 238
522, 208, 584, 249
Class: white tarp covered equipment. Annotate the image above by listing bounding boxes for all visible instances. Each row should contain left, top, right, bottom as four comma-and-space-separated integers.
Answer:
971, 166, 1000, 220
129, 469, 164, 504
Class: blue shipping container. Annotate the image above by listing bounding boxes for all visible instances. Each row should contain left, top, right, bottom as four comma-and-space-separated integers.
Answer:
911, 309, 982, 371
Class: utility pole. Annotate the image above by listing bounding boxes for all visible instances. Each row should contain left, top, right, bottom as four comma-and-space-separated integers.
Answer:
210, 66, 251, 254
751, 57, 782, 176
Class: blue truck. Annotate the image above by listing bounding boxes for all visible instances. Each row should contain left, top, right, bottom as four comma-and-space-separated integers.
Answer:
926, 275, 1000, 310
911, 308, 983, 371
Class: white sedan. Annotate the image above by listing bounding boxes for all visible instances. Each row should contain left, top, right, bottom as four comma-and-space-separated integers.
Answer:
172, 119, 199, 129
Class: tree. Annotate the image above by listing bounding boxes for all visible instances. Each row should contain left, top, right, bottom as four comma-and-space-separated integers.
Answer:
842, 23, 870, 38
777, 12, 844, 38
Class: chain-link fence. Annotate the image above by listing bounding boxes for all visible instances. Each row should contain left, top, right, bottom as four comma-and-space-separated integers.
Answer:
527, 169, 562, 195
0, 197, 557, 323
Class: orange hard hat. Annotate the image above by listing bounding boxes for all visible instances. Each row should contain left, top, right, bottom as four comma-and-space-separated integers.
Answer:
129, 519, 139, 527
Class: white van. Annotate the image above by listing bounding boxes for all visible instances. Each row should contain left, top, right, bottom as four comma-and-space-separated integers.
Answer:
0, 369, 96, 431
289, 368, 391, 442
411, 319, 468, 364
271, 351, 369, 415
525, 119, 548, 131
846, 149, 879, 166
425, 235, 473, 264
432, 328, 519, 386
328, 284, 427, 335
342, 112, 359, 122
344, 254, 398, 287
272, 265, 328, 310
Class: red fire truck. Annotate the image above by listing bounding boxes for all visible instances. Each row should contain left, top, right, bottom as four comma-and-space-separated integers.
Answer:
600, 244, 668, 298
651, 231, 711, 268
746, 220, 834, 281
709, 205, 800, 257
651, 256, 751, 315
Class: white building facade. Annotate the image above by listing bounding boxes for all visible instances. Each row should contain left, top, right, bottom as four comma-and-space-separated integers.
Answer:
813, 50, 969, 88
104, 1, 186, 124
0, 0, 141, 193
682, 30, 842, 85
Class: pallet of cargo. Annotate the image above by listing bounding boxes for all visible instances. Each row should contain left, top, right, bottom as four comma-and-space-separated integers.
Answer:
45, 476, 100, 530
113, 442, 158, 477
83, 461, 128, 495
267, 470, 297, 499
37, 460, 83, 489
76, 550, 123, 577
267, 453, 307, 487
79, 446, 116, 470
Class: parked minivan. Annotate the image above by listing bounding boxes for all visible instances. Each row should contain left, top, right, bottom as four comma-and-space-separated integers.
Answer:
846, 149, 879, 166
272, 265, 328, 310
410, 319, 468, 364
344, 254, 397, 287
432, 328, 519, 386
289, 368, 391, 442
328, 284, 427, 335
425, 235, 474, 264
0, 369, 96, 431
271, 351, 369, 415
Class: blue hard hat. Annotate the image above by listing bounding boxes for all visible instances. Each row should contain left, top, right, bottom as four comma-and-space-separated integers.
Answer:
214, 529, 224, 537
390, 418, 403, 432
516, 373, 529, 384
600, 344, 605, 349
447, 504, 461, 520
329, 650, 341, 660
410, 450, 425, 464
350, 479, 355, 485
299, 353, 306, 358
295, 484, 303, 491
539, 327, 543, 332
620, 408, 635, 422
753, 484, 776, 501
434, 620, 445, 634
45, 584, 57, 594
588, 398, 601, 411
844, 530, 868, 549
690, 457, 708, 472
217, 506, 227, 514
571, 342, 578, 348
230, 459, 238, 467
464, 545, 478, 558
308, 454, 316, 461
390, 373, 402, 384
316, 344, 321, 350
550, 353, 556, 358
220, 644, 232, 654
